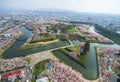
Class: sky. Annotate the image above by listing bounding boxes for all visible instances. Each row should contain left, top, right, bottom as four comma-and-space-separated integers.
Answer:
0, 0, 120, 14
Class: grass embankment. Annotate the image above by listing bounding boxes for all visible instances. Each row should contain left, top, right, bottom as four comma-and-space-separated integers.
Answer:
30, 34, 57, 43
58, 46, 88, 68
0, 32, 24, 58
94, 47, 100, 78
18, 39, 59, 51
32, 59, 50, 82
0, 39, 16, 58
18, 34, 59, 51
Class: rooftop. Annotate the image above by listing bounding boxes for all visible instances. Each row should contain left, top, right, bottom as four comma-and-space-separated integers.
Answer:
2, 70, 21, 79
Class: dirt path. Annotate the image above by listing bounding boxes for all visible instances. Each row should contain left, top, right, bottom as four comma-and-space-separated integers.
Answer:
27, 51, 100, 82
28, 51, 57, 66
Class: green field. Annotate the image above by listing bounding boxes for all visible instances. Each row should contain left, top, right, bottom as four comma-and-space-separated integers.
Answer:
58, 46, 88, 67
32, 59, 50, 82
31, 34, 57, 43
67, 28, 78, 33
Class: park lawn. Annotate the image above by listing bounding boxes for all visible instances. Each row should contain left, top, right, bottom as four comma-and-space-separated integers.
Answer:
66, 46, 80, 55
69, 46, 88, 66
77, 54, 87, 66
59, 46, 88, 67
31, 37, 57, 43
67, 28, 78, 33
33, 67, 45, 75
30, 34, 57, 43
33, 59, 50, 75
32, 59, 50, 82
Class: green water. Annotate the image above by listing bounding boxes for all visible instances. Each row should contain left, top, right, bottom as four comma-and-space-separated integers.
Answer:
52, 40, 98, 80
3, 26, 69, 59
53, 40, 120, 80
2, 26, 120, 81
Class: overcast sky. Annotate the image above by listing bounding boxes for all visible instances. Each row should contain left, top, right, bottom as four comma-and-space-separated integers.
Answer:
0, 0, 120, 14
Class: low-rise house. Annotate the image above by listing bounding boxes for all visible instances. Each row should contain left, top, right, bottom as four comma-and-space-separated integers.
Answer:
36, 77, 49, 82
3, 34, 11, 38
1, 70, 23, 82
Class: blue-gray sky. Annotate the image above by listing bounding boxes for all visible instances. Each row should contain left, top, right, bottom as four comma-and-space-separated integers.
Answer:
0, 0, 120, 14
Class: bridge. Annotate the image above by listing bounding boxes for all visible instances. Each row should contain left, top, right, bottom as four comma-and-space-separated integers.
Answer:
28, 44, 75, 65
68, 40, 73, 45
27, 44, 74, 81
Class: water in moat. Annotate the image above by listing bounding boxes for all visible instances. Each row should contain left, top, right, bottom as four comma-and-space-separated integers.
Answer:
2, 26, 120, 80
2, 26, 69, 59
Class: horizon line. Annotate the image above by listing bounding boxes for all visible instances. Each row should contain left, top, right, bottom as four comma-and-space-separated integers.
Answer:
0, 8, 120, 16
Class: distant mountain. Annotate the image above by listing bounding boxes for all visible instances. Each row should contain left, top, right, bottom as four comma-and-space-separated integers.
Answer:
0, 8, 120, 17
0, 8, 73, 12
34, 8, 73, 12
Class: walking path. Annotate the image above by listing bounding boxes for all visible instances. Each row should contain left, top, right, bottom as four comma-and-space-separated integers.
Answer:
27, 44, 74, 66
28, 51, 57, 66
27, 45, 100, 82
28, 44, 74, 64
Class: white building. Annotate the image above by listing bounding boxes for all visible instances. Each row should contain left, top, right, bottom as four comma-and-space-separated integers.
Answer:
36, 77, 49, 82
3, 34, 11, 38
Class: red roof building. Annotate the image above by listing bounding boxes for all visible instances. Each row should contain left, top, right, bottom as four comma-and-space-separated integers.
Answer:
2, 70, 21, 79
80, 44, 84, 47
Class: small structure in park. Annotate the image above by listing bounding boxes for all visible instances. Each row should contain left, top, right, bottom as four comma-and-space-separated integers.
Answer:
47, 65, 52, 69
80, 42, 90, 55
80, 44, 84, 47
80, 44, 85, 55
